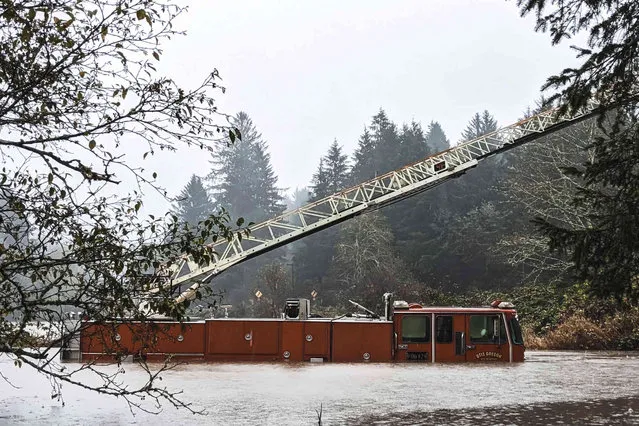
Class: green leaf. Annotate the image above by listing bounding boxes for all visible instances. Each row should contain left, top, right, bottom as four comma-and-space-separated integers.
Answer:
100, 25, 108, 41
136, 9, 146, 20
89, 140, 96, 150
48, 173, 53, 184
236, 217, 244, 226
229, 130, 236, 143
152, 51, 159, 61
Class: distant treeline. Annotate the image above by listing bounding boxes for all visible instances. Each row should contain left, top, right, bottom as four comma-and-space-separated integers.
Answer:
172, 106, 599, 318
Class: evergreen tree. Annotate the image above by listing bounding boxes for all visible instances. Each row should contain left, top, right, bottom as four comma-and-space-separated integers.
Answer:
350, 109, 401, 183
370, 108, 402, 173
449, 110, 500, 213
426, 121, 451, 153
350, 128, 375, 184
324, 140, 350, 195
309, 159, 331, 201
398, 121, 430, 165
294, 140, 351, 300
383, 121, 431, 244
461, 110, 498, 141
440, 110, 510, 289
208, 111, 285, 223
206, 111, 286, 307
396, 122, 454, 282
287, 187, 309, 211
517, 0, 639, 300
172, 175, 215, 226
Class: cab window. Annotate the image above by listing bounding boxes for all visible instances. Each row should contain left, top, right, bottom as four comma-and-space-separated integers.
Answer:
435, 316, 453, 343
509, 317, 524, 345
469, 315, 507, 344
402, 315, 430, 343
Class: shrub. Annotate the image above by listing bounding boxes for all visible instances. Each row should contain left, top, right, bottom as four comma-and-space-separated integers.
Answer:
541, 314, 609, 350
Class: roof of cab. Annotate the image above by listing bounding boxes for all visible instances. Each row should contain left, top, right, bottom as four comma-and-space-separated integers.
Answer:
396, 306, 516, 314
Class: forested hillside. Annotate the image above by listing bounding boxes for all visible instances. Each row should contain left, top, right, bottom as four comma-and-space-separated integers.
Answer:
173, 107, 599, 317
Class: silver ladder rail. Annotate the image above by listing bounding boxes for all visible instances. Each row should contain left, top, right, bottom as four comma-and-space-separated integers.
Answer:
165, 101, 600, 303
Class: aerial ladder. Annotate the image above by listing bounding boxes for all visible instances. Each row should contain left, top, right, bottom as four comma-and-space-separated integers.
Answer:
150, 99, 602, 305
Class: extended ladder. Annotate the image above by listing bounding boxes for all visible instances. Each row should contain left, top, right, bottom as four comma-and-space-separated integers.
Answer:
162, 100, 601, 303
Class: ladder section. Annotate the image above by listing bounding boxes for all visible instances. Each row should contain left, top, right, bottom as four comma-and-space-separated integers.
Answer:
167, 101, 600, 301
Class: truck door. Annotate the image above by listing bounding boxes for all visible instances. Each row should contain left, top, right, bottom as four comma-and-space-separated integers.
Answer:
434, 314, 465, 362
464, 314, 509, 362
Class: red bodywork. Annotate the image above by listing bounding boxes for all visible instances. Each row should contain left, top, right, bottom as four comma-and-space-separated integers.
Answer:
77, 305, 524, 363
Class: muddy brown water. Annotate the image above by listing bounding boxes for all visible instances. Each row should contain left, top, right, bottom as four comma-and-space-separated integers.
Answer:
1, 351, 638, 425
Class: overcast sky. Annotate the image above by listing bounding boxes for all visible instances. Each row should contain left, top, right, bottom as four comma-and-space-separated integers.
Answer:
141, 0, 582, 215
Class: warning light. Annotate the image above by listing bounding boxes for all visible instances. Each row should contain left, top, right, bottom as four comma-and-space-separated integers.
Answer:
434, 161, 446, 172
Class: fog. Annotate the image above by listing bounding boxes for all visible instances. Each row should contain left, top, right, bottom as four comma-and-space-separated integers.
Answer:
133, 0, 583, 216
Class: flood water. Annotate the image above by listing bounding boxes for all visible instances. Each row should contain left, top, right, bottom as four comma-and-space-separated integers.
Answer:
1, 351, 639, 425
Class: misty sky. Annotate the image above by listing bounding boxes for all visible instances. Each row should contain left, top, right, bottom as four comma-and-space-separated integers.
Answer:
142, 0, 583, 215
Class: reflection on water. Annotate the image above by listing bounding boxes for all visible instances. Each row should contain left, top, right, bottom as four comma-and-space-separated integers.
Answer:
1, 351, 639, 425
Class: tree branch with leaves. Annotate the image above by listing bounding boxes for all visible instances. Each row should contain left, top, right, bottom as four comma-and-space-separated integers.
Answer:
1, 0, 245, 413
517, 0, 639, 300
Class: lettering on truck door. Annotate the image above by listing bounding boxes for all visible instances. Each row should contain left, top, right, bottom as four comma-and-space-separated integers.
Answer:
464, 314, 509, 362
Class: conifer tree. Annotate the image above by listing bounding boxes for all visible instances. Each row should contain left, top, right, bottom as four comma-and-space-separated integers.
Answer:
398, 121, 430, 165
425, 121, 451, 153
369, 108, 401, 174
172, 175, 215, 226
324, 140, 350, 195
396, 122, 453, 282
294, 140, 351, 300
451, 110, 500, 213
461, 110, 498, 141
517, 0, 639, 300
350, 128, 375, 184
206, 111, 286, 306
350, 109, 401, 183
208, 111, 285, 222
310, 159, 330, 201
440, 110, 508, 288
383, 121, 431, 244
